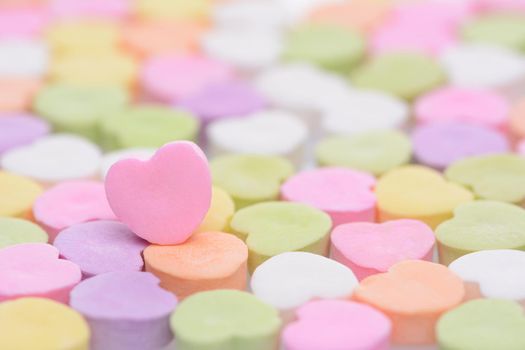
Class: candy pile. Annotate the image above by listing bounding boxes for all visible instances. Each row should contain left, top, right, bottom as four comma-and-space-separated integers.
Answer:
1, 0, 525, 349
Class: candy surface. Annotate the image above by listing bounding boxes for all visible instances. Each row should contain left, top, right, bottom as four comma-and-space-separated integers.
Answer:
0, 217, 47, 248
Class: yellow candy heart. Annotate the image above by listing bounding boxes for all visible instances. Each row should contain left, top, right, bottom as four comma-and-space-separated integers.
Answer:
376, 165, 474, 228
0, 298, 90, 350
194, 186, 235, 233
0, 171, 42, 218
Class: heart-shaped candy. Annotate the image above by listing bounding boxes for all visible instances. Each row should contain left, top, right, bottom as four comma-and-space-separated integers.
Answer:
105, 141, 212, 244
331, 220, 435, 280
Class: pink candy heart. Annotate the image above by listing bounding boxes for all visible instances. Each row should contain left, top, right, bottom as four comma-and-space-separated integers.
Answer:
105, 141, 212, 244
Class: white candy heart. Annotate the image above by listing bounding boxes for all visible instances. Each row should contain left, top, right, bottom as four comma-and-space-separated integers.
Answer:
1, 134, 101, 184
449, 249, 525, 301
440, 44, 525, 90
321, 89, 409, 135
213, 1, 287, 31
0, 38, 49, 77
207, 110, 308, 165
99, 148, 156, 179
251, 252, 358, 313
202, 28, 283, 73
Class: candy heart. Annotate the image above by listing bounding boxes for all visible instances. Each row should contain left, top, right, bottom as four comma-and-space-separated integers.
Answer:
353, 260, 465, 345
0, 298, 90, 350
0, 134, 102, 185
445, 154, 525, 203
194, 186, 235, 233
375, 165, 473, 229
281, 167, 377, 226
105, 141, 212, 244
207, 110, 308, 166
437, 299, 525, 350
0, 114, 50, 154
0, 38, 49, 78
449, 249, 525, 302
70, 271, 177, 350
331, 220, 435, 280
171, 290, 281, 350
316, 130, 412, 176
251, 252, 357, 319
0, 243, 81, 303
0, 171, 42, 218
282, 300, 391, 350
0, 217, 47, 249
230, 201, 332, 272
436, 201, 525, 265
462, 14, 525, 52
211, 154, 294, 209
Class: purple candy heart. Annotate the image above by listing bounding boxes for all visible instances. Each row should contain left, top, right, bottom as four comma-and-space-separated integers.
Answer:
0, 114, 50, 154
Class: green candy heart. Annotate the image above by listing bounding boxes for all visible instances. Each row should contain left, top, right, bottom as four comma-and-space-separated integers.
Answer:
315, 130, 412, 176
437, 299, 525, 350
445, 154, 525, 204
100, 105, 199, 149
171, 290, 281, 350
0, 217, 48, 248
463, 14, 525, 52
230, 201, 332, 272
436, 200, 525, 265
283, 24, 365, 73
210, 154, 294, 209
351, 53, 446, 100
34, 84, 129, 141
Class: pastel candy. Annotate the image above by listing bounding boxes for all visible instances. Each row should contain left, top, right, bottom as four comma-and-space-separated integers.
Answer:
283, 24, 365, 73
352, 53, 446, 100
50, 51, 137, 89
122, 20, 205, 58
308, 0, 391, 33
282, 300, 391, 350
331, 220, 435, 280
0, 134, 102, 185
34, 84, 129, 140
99, 148, 156, 178
177, 80, 265, 124
412, 122, 509, 169
0, 171, 42, 218
0, 298, 90, 350
54, 221, 147, 277
375, 165, 474, 229
135, 0, 210, 22
207, 110, 308, 166
105, 141, 212, 244
33, 181, 116, 240
46, 21, 119, 54
510, 97, 525, 139
230, 201, 332, 272
202, 27, 283, 73
0, 38, 49, 78
281, 167, 376, 226
320, 89, 409, 136
100, 105, 199, 149
437, 299, 525, 350
449, 250, 525, 302
445, 154, 525, 203
353, 260, 465, 344
144, 231, 248, 299
0, 78, 41, 112
213, 1, 287, 31
70, 271, 177, 350
316, 130, 412, 176
519, 140, 525, 155
0, 243, 81, 303
210, 154, 294, 209
440, 44, 525, 97
0, 7, 48, 37
50, 0, 130, 20
0, 114, 49, 154
0, 217, 47, 248
194, 186, 235, 233
462, 14, 525, 52
414, 86, 509, 131
141, 54, 234, 103
436, 201, 525, 265
251, 252, 358, 318
171, 290, 281, 350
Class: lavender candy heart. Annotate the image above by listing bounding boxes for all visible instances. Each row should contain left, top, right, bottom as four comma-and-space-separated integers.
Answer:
177, 80, 265, 123
70, 271, 178, 350
54, 221, 147, 278
412, 121, 509, 169
0, 114, 50, 154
